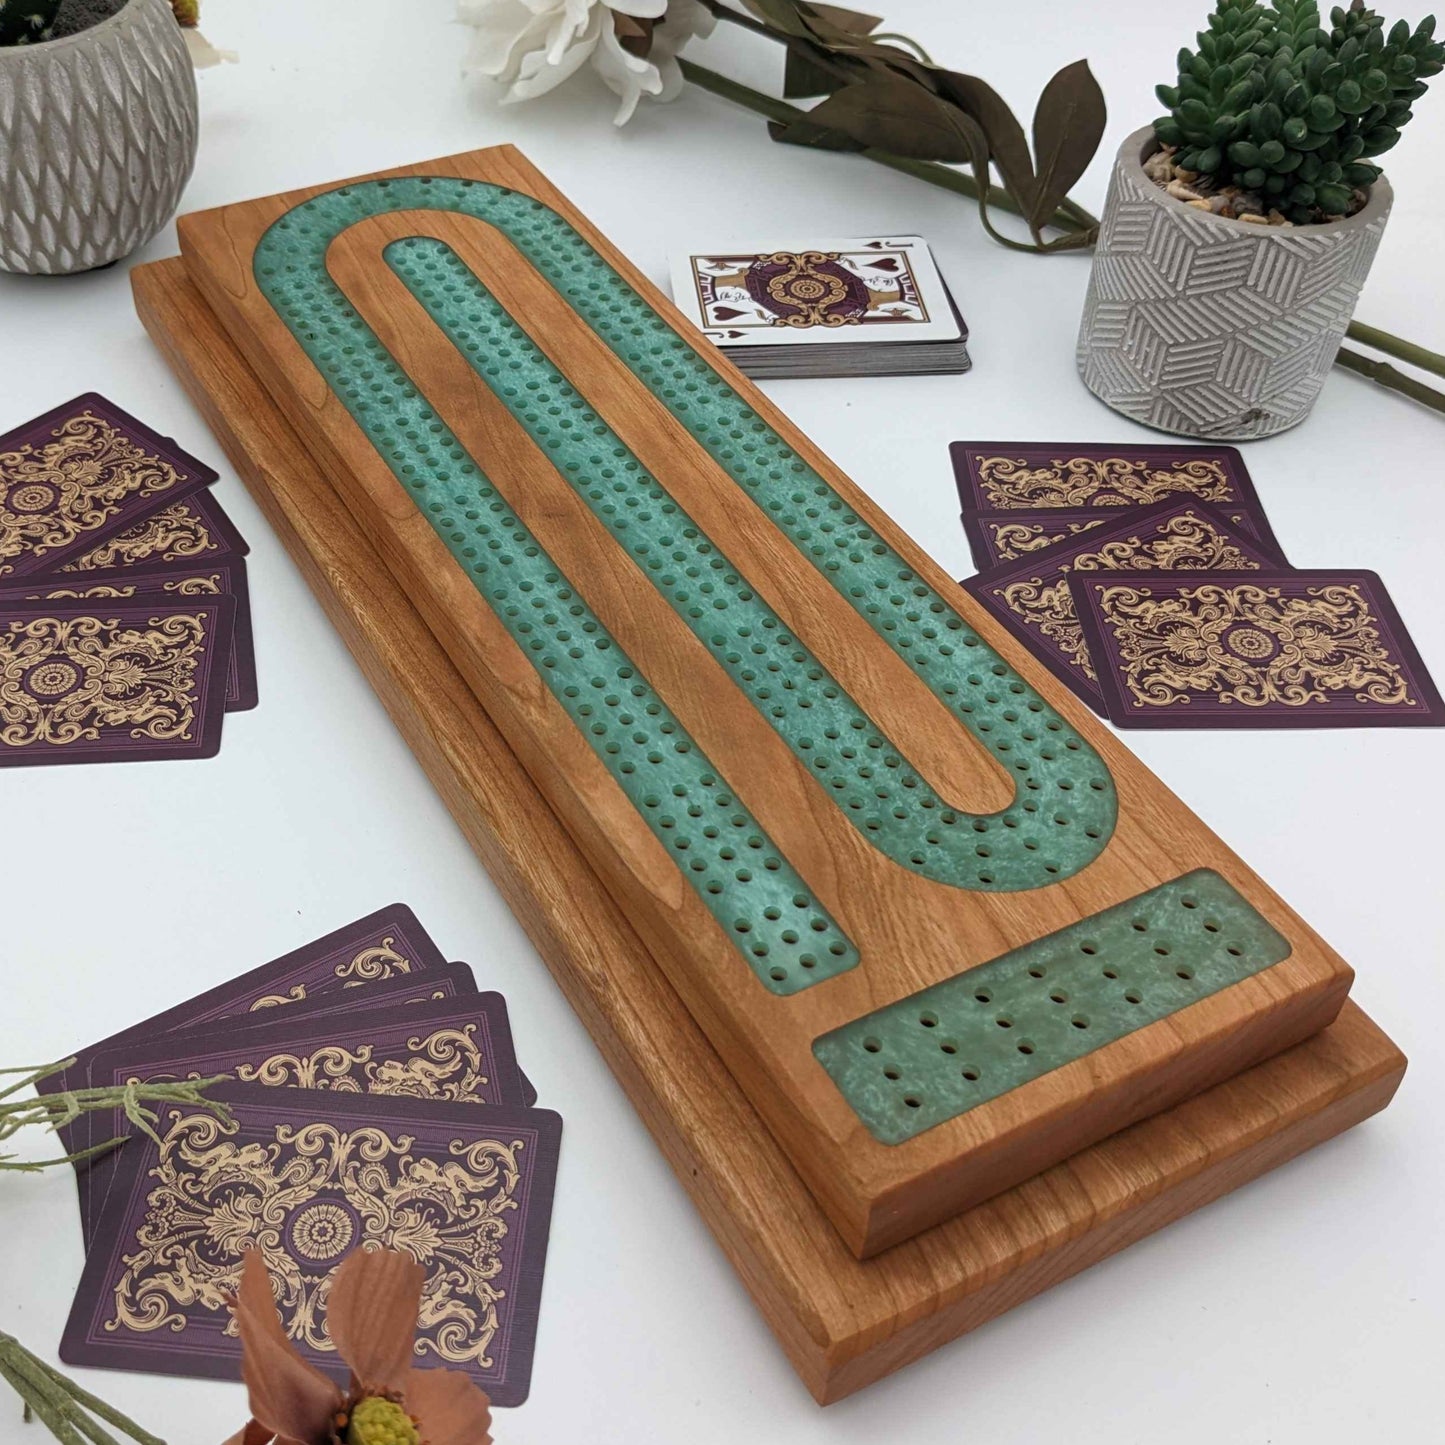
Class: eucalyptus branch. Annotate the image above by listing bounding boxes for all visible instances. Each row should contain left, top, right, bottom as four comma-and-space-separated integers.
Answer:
1335, 345, 1445, 414
0, 1334, 164, 1445
1345, 320, 1445, 380
0, 1060, 232, 1172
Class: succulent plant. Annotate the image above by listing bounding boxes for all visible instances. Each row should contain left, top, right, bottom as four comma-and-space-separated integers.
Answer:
0, 0, 63, 46
1154, 0, 1445, 221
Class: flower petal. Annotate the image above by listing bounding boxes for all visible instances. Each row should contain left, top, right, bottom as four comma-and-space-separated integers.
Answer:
222, 1423, 275, 1445
325, 1247, 425, 1395
231, 1252, 342, 1444
402, 1368, 493, 1445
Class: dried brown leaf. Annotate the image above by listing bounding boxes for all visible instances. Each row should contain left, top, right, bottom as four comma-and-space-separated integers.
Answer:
1028, 59, 1106, 234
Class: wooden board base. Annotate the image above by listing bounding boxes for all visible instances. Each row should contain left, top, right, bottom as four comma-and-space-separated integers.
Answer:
169, 147, 1358, 1259
133, 254, 1407, 1405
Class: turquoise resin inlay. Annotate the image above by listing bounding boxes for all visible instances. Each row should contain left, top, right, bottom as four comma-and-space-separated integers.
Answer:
813, 870, 1291, 1144
253, 176, 1118, 988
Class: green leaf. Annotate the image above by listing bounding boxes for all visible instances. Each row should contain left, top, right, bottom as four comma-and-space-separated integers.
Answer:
770, 78, 975, 161
936, 70, 1038, 213
1027, 59, 1107, 235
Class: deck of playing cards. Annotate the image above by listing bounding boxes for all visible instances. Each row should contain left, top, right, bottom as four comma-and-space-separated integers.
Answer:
0, 394, 256, 765
954, 441, 1442, 729
47, 904, 560, 1407
670, 236, 970, 379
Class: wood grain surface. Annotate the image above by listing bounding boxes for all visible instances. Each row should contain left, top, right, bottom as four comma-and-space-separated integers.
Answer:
172, 145, 1355, 1256
133, 254, 1406, 1402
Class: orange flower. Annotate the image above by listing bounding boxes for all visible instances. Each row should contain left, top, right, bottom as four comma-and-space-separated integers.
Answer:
224, 1247, 492, 1445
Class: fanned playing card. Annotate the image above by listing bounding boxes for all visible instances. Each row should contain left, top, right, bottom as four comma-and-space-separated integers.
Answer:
63, 1084, 562, 1407
962, 500, 1283, 710
950, 441, 1282, 557
1074, 568, 1445, 729
54, 488, 249, 572
37, 904, 448, 1215
0, 395, 216, 577
0, 557, 257, 712
961, 503, 1280, 572
83, 993, 528, 1236
76, 961, 482, 1250
0, 595, 234, 767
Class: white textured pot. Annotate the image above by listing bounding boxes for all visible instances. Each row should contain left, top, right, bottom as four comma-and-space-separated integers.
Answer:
0, 0, 197, 275
1076, 124, 1392, 440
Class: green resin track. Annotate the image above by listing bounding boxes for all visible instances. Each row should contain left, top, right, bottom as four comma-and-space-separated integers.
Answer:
254, 176, 1118, 996
814, 870, 1290, 1143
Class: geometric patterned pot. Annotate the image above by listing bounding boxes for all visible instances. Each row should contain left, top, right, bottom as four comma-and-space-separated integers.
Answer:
1077, 125, 1392, 440
0, 0, 197, 275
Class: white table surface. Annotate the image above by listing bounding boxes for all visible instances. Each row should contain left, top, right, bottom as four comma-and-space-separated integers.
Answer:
2, 2, 1440, 1441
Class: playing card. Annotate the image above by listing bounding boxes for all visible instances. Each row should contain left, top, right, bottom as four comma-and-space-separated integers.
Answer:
55, 488, 249, 572
0, 557, 257, 712
961, 503, 1280, 572
0, 395, 216, 577
962, 500, 1283, 710
950, 442, 1282, 555
82, 993, 529, 1236
36, 904, 448, 1198
1074, 569, 1445, 729
0, 595, 234, 767
63, 1083, 562, 1407
670, 236, 963, 347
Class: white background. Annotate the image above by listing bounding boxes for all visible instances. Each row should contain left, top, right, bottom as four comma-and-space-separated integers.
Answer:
1, 2, 1441, 1441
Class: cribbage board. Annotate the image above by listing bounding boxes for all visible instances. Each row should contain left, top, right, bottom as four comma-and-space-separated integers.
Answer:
133, 242, 1403, 1401
153, 146, 1373, 1260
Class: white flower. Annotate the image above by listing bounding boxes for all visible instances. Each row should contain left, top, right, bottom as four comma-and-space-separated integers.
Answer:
458, 0, 714, 126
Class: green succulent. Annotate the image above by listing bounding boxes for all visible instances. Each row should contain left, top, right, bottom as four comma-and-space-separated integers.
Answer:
1154, 0, 1445, 221
0, 0, 63, 46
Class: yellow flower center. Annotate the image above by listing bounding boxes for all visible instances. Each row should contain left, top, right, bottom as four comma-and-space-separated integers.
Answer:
346, 1395, 420, 1445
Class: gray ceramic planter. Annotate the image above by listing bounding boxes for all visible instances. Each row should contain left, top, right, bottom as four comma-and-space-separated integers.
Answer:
1077, 125, 1392, 440
0, 0, 197, 275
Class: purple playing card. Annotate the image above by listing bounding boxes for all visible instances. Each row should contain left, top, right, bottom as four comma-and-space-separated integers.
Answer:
52, 487, 250, 573
0, 595, 234, 767
63, 1083, 562, 1407
1074, 568, 1445, 729
0, 557, 257, 712
961, 499, 1285, 712
83, 992, 529, 1238
960, 502, 1282, 574
0, 395, 217, 578
36, 905, 448, 1231
950, 440, 1283, 559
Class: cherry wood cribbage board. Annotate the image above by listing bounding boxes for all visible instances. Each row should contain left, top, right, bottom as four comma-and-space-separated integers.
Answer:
133, 251, 1406, 1404
161, 145, 1373, 1260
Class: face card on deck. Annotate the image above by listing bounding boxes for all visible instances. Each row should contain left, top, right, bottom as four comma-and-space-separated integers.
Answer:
670, 236, 963, 347
961, 502, 1281, 573
1074, 568, 1445, 729
53, 488, 250, 572
0, 394, 217, 578
63, 1084, 562, 1407
0, 557, 257, 712
962, 499, 1284, 711
950, 442, 1282, 557
0, 595, 234, 767
36, 905, 448, 1212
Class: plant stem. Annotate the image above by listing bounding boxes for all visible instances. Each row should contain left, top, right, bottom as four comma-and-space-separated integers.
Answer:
0, 1335, 163, 1445
1345, 320, 1445, 379
1335, 345, 1445, 413
678, 57, 1095, 238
